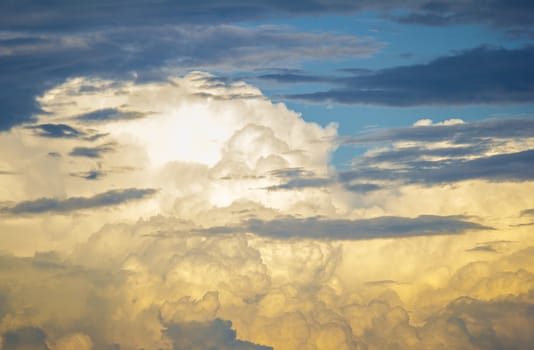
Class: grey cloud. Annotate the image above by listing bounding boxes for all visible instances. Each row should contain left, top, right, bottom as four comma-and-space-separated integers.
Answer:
390, 0, 534, 36
1, 2, 533, 130
256, 72, 330, 84
77, 108, 147, 123
287, 46, 534, 106
265, 119, 534, 190
264, 167, 333, 191
26, 123, 82, 138
344, 183, 382, 193
432, 297, 534, 349
266, 177, 332, 191
356, 144, 490, 164
69, 143, 114, 158
334, 118, 534, 186
0, 25, 380, 131
47, 152, 61, 158
466, 245, 498, 253
520, 209, 534, 217
1, 327, 49, 350
1, 1, 532, 34
345, 118, 534, 145
2, 188, 156, 214
341, 149, 534, 185
69, 170, 105, 180
364, 279, 400, 286
206, 215, 490, 240
164, 319, 273, 350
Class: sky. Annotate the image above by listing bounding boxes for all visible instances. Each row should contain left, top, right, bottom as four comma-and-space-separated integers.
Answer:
0, 1, 534, 349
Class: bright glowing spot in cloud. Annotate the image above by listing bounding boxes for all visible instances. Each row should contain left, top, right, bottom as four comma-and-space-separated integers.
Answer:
33, 72, 338, 214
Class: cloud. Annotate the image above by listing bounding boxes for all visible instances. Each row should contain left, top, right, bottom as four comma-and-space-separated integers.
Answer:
1, 72, 533, 350
26, 123, 83, 138
164, 319, 272, 350
68, 144, 115, 158
341, 149, 534, 185
76, 108, 147, 123
286, 46, 534, 106
390, 0, 534, 36
345, 118, 534, 145
262, 117, 534, 190
329, 118, 534, 187
69, 170, 104, 180
205, 215, 490, 240
0, 25, 380, 131
466, 245, 498, 253
1, 1, 532, 34
2, 188, 156, 214
1, 327, 49, 350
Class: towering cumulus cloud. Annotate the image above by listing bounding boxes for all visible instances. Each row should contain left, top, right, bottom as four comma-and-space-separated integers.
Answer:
0, 73, 533, 349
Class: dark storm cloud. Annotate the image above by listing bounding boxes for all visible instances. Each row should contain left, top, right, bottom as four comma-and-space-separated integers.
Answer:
2, 188, 156, 214
26, 123, 82, 138
0, 26, 379, 131
205, 215, 490, 240
287, 46, 534, 106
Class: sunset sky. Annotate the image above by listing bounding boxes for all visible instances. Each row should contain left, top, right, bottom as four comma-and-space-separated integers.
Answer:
1, 1, 534, 349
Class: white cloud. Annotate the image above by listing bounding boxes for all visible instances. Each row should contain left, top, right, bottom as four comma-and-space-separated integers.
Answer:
0, 73, 533, 349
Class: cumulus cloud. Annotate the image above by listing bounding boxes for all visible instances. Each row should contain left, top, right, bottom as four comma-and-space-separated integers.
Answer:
1, 73, 534, 349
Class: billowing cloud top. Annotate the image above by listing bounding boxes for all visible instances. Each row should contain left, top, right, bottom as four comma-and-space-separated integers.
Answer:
1, 71, 533, 349
1, 1, 534, 349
